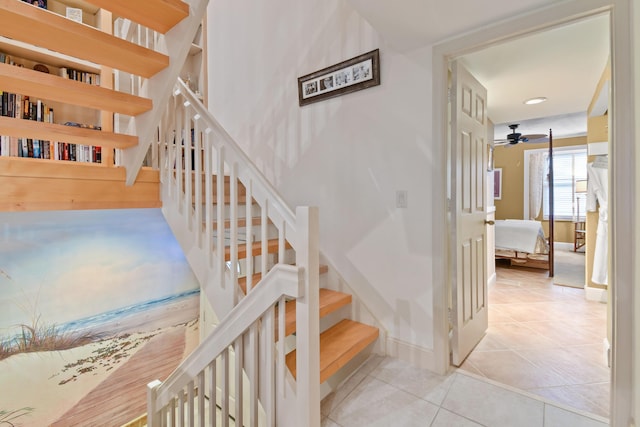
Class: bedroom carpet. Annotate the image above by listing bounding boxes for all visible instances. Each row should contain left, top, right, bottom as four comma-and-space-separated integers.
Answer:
553, 249, 586, 288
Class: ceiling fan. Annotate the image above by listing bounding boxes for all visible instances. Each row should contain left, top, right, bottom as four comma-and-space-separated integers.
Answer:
494, 124, 547, 146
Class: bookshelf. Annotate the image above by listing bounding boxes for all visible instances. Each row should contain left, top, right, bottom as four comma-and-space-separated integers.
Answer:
0, 0, 112, 164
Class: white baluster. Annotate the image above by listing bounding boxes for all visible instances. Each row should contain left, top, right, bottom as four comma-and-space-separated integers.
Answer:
208, 360, 217, 427
178, 388, 185, 427
295, 207, 320, 427
245, 179, 253, 293
193, 115, 202, 247
147, 380, 162, 427
248, 322, 258, 427
197, 371, 205, 427
234, 336, 243, 427
263, 307, 276, 427
230, 163, 238, 301
221, 349, 230, 427
204, 130, 213, 266
187, 380, 195, 427
183, 103, 193, 228
217, 147, 226, 291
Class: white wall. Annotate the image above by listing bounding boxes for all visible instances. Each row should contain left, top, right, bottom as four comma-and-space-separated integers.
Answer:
207, 0, 436, 351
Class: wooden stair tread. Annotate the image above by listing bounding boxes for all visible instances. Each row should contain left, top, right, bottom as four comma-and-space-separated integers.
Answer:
0, 63, 152, 116
238, 265, 329, 294
83, 0, 189, 33
282, 288, 351, 337
0, 116, 137, 149
285, 319, 379, 383
224, 239, 292, 262
211, 216, 264, 230
0, 0, 168, 78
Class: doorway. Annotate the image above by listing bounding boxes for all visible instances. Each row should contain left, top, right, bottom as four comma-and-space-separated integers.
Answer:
431, 0, 636, 424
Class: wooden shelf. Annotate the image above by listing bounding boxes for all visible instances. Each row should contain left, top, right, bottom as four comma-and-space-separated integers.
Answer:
82, 0, 189, 33
0, 0, 168, 78
0, 62, 152, 115
0, 35, 100, 74
0, 116, 138, 149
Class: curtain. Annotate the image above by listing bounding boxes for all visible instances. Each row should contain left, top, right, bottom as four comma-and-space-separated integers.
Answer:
528, 152, 546, 219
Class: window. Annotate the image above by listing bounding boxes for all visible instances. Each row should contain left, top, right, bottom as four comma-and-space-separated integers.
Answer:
542, 148, 587, 221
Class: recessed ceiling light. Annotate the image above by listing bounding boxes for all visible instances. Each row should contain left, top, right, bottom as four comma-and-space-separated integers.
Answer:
524, 97, 547, 105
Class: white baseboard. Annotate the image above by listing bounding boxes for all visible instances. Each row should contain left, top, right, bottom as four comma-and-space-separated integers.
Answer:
385, 337, 437, 372
488, 271, 496, 287
585, 285, 608, 302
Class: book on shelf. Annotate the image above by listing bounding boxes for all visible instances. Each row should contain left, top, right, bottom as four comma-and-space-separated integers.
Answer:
59, 67, 101, 86
21, 0, 47, 9
0, 96, 102, 163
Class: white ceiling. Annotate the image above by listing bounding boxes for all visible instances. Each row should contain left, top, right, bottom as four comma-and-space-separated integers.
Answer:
461, 13, 610, 139
346, 1, 610, 139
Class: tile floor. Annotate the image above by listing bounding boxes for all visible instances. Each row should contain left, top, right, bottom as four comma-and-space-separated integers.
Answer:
321, 252, 610, 426
321, 356, 608, 426
461, 261, 610, 419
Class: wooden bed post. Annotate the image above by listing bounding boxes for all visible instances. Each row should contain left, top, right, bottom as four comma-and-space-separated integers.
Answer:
548, 129, 554, 277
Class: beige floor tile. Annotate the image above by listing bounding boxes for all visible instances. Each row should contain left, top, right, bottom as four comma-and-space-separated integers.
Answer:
488, 322, 559, 349
516, 346, 610, 385
442, 373, 544, 427
369, 357, 455, 405
466, 265, 611, 419
431, 408, 483, 426
464, 349, 569, 389
329, 376, 439, 427
528, 384, 609, 418
544, 404, 608, 427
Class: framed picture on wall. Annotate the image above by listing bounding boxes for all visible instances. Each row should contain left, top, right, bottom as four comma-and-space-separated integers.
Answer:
297, 49, 380, 106
493, 168, 502, 200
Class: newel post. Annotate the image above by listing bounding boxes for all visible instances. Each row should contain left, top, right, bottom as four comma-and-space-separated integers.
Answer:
146, 379, 162, 427
295, 206, 320, 427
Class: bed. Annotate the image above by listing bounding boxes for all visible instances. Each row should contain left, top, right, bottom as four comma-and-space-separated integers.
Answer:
494, 219, 550, 270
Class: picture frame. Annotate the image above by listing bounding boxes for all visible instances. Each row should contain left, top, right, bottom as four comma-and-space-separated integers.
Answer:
493, 168, 502, 200
298, 49, 380, 106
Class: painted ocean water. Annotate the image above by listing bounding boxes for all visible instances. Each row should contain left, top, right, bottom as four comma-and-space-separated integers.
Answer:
57, 289, 201, 336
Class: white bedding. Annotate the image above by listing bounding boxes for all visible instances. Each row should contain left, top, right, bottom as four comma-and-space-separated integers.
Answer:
494, 219, 548, 254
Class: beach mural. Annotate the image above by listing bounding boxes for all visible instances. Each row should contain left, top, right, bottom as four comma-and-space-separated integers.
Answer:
0, 208, 200, 426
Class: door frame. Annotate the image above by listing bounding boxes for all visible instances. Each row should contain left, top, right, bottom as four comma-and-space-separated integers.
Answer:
431, 0, 636, 423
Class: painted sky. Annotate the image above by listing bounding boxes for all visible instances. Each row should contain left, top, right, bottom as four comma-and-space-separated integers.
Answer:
0, 209, 198, 330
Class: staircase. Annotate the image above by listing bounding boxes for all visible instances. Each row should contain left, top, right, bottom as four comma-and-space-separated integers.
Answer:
1, 1, 381, 426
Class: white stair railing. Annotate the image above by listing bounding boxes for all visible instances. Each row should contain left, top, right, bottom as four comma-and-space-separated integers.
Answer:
147, 264, 301, 427
147, 78, 321, 426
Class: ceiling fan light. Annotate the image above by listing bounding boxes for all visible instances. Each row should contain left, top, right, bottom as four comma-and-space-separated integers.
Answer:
524, 97, 547, 105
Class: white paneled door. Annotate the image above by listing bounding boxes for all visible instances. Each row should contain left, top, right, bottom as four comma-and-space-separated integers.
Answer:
450, 61, 489, 366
